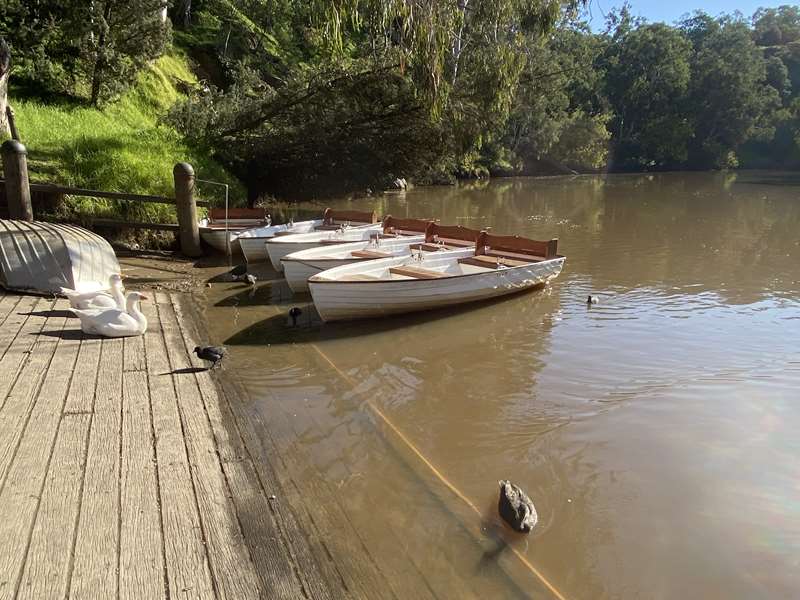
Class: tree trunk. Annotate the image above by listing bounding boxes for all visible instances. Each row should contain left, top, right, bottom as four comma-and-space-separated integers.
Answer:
90, 4, 113, 106
0, 38, 10, 137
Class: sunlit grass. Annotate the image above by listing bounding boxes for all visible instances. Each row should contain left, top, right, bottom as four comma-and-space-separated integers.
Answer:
9, 49, 243, 226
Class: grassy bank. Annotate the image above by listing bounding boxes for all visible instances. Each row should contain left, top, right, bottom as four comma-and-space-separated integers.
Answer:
9, 49, 243, 233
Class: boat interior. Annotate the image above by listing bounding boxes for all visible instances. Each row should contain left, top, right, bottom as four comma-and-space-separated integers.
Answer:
334, 233, 560, 281
316, 208, 379, 230
202, 208, 271, 230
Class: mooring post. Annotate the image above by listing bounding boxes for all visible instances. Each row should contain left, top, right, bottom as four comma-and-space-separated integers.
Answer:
1, 139, 33, 221
173, 162, 202, 257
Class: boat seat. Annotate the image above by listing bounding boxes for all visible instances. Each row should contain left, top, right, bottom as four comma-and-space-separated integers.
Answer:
485, 249, 544, 262
389, 265, 447, 279
458, 255, 532, 269
409, 242, 458, 251
351, 249, 393, 258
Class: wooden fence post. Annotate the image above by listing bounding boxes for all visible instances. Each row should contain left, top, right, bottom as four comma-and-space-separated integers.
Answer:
1, 140, 33, 221
173, 162, 202, 257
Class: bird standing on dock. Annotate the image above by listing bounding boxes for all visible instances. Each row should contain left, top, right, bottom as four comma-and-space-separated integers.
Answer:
194, 345, 227, 369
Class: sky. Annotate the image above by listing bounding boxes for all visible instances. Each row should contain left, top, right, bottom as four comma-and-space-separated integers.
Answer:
584, 0, 789, 29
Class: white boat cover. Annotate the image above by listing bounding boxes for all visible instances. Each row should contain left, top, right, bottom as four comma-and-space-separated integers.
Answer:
0, 220, 120, 295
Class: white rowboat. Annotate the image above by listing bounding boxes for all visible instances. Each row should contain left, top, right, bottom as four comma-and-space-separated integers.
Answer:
199, 208, 270, 254
281, 219, 483, 293
308, 233, 564, 321
266, 209, 381, 272
239, 219, 322, 263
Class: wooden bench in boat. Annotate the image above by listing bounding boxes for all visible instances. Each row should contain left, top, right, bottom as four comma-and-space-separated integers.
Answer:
320, 208, 378, 228
388, 265, 447, 279
458, 255, 533, 269
350, 249, 393, 258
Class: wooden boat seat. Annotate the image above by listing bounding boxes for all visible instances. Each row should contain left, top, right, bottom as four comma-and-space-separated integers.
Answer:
350, 249, 393, 258
389, 265, 447, 279
458, 255, 532, 269
485, 249, 544, 262
409, 242, 458, 251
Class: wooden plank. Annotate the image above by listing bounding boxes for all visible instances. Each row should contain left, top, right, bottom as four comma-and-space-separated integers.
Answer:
0, 301, 69, 487
63, 336, 101, 414
158, 299, 262, 600
0, 315, 79, 600
0, 294, 23, 328
389, 265, 446, 279
119, 369, 165, 600
169, 297, 345, 600
16, 414, 90, 600
0, 295, 47, 366
69, 337, 124, 600
123, 333, 146, 372
166, 298, 311, 600
26, 181, 175, 205
142, 300, 215, 599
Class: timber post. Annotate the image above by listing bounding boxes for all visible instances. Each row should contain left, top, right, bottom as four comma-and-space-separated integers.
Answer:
173, 162, 202, 257
2, 140, 33, 221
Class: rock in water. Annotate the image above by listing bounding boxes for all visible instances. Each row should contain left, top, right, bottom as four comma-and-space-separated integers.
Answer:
498, 480, 538, 533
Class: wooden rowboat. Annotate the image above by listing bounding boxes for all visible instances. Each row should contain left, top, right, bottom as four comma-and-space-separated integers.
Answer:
266, 209, 381, 272
282, 219, 482, 293
308, 232, 565, 321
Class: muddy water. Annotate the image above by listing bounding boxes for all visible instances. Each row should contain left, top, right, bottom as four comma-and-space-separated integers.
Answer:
204, 172, 800, 599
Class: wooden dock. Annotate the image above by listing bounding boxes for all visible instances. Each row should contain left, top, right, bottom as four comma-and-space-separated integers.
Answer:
0, 290, 351, 599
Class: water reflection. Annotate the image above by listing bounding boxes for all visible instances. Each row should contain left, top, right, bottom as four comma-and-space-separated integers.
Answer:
202, 172, 800, 599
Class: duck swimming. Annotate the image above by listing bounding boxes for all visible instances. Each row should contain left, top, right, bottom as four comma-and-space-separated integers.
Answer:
61, 273, 126, 309
71, 291, 148, 338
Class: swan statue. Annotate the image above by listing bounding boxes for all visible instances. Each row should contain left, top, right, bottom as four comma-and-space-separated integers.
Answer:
61, 273, 126, 309
71, 291, 148, 338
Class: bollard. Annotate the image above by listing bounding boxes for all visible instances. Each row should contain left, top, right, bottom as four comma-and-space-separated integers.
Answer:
1, 140, 33, 221
173, 162, 202, 257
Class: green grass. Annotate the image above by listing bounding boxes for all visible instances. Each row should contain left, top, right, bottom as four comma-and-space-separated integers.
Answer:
8, 48, 243, 228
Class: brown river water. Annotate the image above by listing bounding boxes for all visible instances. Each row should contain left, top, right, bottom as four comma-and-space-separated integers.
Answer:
202, 172, 800, 599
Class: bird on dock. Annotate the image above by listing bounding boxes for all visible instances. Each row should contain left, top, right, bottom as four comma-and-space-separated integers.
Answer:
587, 295, 599, 305
193, 345, 227, 369
288, 307, 302, 327
244, 273, 257, 286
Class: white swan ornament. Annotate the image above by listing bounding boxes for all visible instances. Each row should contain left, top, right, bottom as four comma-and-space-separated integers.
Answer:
71, 291, 148, 338
61, 273, 126, 309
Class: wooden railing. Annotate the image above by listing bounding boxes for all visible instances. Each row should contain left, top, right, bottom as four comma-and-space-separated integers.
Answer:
1, 140, 204, 257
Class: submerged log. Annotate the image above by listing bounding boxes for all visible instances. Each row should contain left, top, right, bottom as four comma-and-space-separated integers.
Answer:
498, 480, 538, 533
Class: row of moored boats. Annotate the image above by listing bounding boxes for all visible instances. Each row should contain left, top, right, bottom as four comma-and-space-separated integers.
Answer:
200, 208, 566, 322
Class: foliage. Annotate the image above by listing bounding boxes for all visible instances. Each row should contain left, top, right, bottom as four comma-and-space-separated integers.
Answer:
0, 0, 171, 104
11, 50, 242, 225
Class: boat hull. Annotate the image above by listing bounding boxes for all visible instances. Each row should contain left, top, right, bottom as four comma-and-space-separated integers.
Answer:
284, 258, 358, 293
199, 228, 243, 254
266, 224, 382, 272
309, 257, 565, 321
238, 220, 322, 263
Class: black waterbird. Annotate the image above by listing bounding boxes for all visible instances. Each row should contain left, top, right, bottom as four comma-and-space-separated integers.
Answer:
289, 307, 302, 327
194, 345, 227, 369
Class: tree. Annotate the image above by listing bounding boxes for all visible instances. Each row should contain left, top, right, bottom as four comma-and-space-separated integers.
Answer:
83, 0, 171, 105
601, 22, 693, 168
682, 14, 781, 167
